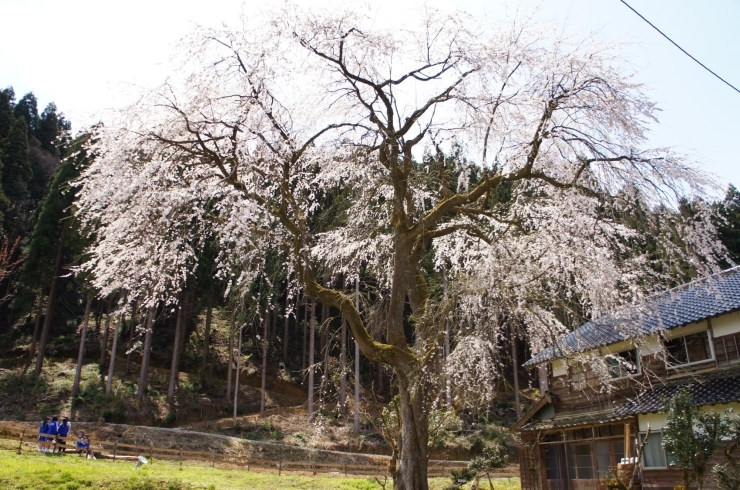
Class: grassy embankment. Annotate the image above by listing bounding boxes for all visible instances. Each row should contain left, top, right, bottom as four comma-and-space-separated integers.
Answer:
0, 450, 521, 490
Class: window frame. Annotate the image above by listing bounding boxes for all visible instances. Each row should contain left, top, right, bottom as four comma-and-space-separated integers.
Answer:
662, 330, 716, 369
605, 348, 642, 380
639, 431, 676, 469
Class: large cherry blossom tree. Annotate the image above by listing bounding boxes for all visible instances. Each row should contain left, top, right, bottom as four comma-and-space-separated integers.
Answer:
75, 5, 727, 488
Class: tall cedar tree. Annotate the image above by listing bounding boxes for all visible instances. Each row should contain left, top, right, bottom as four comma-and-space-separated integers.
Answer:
17, 135, 90, 360
1, 117, 32, 235
717, 184, 740, 264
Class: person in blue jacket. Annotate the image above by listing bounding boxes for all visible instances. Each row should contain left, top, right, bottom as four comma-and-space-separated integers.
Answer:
47, 416, 59, 453
38, 416, 51, 452
76, 433, 91, 458
56, 417, 71, 453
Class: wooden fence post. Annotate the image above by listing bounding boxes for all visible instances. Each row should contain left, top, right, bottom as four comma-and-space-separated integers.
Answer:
344, 462, 347, 476
18, 429, 25, 455
179, 446, 183, 467
149, 444, 153, 463
113, 438, 118, 461
211, 449, 216, 468
278, 459, 282, 476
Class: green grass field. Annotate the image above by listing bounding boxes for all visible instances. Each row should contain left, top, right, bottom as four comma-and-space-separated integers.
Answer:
0, 449, 521, 490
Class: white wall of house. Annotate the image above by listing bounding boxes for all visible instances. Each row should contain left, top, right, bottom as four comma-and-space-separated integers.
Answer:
637, 402, 740, 431
712, 311, 740, 337
663, 320, 708, 340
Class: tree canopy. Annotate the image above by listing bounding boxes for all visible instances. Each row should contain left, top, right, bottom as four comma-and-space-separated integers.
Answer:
74, 5, 729, 489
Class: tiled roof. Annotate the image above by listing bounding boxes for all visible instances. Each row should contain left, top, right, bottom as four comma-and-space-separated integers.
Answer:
524, 267, 740, 367
614, 369, 740, 416
519, 408, 632, 432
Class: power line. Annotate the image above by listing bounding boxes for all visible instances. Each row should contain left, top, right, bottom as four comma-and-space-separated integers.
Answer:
619, 0, 740, 95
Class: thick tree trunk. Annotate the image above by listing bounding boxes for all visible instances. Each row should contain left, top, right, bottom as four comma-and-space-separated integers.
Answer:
33, 235, 64, 378
260, 306, 269, 417
136, 307, 155, 402
28, 293, 44, 365
72, 293, 93, 398
106, 309, 124, 397
395, 374, 429, 490
125, 299, 138, 374
340, 314, 347, 413
167, 298, 184, 404
387, 233, 429, 489
308, 299, 316, 420
99, 298, 112, 370
200, 303, 213, 385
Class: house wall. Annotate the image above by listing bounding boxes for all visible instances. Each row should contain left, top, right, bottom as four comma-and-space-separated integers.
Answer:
549, 355, 661, 414
637, 402, 740, 431
642, 445, 732, 490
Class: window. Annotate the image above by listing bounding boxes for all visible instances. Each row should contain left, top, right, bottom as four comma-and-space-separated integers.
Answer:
568, 443, 595, 479
664, 331, 714, 367
595, 440, 625, 477
641, 432, 676, 468
606, 349, 641, 379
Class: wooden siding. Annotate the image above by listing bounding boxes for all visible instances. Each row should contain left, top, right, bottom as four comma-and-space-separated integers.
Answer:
642, 445, 731, 490
715, 331, 740, 366
549, 355, 668, 414
518, 445, 537, 490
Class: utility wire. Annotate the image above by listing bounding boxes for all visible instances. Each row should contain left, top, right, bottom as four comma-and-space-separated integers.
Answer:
619, 0, 740, 95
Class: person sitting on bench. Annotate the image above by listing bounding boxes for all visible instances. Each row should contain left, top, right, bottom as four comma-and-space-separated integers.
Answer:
76, 433, 91, 458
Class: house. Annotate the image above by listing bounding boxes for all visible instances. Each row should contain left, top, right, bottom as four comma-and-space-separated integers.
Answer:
514, 266, 740, 490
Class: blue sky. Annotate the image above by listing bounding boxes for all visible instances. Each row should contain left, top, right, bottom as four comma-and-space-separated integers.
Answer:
1, 0, 738, 193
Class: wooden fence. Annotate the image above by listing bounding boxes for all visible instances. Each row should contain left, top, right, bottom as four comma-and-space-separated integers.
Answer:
0, 423, 519, 479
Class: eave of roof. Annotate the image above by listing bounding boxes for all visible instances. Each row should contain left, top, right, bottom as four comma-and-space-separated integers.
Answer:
614, 368, 740, 416
519, 408, 633, 432
524, 266, 740, 367
511, 393, 552, 432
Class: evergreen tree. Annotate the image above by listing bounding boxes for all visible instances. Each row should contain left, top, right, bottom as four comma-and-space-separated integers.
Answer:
18, 134, 91, 372
0, 88, 15, 139
13, 92, 38, 135
717, 184, 740, 264
36, 103, 62, 156
1, 117, 32, 235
